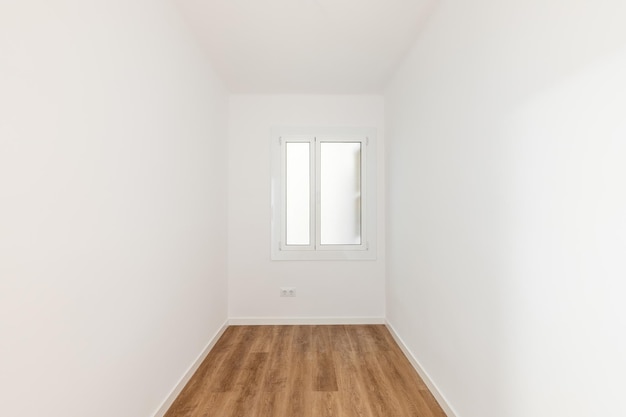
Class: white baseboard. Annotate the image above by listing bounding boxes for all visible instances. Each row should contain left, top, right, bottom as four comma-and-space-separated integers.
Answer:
385, 321, 459, 417
229, 316, 386, 325
152, 320, 229, 417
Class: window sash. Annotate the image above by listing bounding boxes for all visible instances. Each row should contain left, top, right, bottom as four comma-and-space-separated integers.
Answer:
315, 136, 367, 251
281, 137, 315, 251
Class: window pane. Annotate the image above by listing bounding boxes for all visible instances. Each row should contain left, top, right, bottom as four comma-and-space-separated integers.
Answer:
320, 142, 361, 245
285, 142, 310, 245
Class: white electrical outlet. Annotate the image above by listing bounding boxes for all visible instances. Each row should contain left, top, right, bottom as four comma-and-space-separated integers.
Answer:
280, 287, 296, 297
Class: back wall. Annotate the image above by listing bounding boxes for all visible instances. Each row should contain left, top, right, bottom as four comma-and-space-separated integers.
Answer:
228, 95, 386, 322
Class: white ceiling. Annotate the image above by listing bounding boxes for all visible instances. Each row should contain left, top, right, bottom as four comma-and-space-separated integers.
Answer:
177, 0, 433, 94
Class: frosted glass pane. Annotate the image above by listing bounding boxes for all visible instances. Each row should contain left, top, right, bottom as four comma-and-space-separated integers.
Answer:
285, 143, 310, 245
320, 142, 361, 245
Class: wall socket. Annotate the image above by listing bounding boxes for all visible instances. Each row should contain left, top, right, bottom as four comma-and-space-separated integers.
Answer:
280, 287, 296, 297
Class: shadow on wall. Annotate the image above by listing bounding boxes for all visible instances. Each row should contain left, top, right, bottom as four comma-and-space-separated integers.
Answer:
501, 44, 626, 417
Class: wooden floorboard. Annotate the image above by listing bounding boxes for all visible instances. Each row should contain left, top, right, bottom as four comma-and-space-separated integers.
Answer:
164, 325, 447, 417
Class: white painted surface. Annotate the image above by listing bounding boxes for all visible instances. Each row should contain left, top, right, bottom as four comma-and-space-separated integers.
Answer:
385, 1, 626, 417
177, 0, 433, 93
0, 1, 229, 416
228, 95, 385, 320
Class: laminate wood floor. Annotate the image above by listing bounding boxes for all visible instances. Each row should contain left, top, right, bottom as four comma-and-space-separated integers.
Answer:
164, 325, 447, 417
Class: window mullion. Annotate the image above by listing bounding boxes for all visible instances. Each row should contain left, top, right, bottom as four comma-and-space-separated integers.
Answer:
314, 136, 321, 250
280, 139, 288, 248
309, 137, 317, 249
359, 138, 367, 248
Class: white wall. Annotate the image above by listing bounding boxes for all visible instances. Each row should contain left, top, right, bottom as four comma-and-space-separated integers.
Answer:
385, 1, 626, 416
0, 1, 228, 416
228, 95, 385, 322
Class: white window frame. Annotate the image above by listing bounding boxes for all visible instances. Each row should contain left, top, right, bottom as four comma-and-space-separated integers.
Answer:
271, 127, 377, 261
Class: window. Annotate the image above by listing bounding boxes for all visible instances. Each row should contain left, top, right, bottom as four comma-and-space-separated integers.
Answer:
271, 127, 377, 260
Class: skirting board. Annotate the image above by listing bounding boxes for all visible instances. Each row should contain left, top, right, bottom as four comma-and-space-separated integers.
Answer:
152, 320, 229, 417
385, 321, 459, 417
229, 317, 385, 325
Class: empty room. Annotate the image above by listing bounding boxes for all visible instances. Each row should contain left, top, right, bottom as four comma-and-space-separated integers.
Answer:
2, 1, 625, 416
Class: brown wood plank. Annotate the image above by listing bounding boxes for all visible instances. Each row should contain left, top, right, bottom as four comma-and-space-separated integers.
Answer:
335, 349, 376, 417
312, 325, 332, 352
164, 349, 229, 417
293, 324, 313, 352
281, 350, 313, 417
374, 350, 437, 417
312, 391, 340, 417
365, 325, 393, 351
314, 350, 338, 392
261, 326, 292, 392
165, 325, 448, 417
190, 392, 231, 417
230, 352, 269, 417
328, 325, 353, 352
249, 325, 275, 353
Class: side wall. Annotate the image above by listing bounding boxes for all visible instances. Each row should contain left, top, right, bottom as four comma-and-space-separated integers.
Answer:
0, 1, 229, 416
228, 95, 385, 322
385, 1, 626, 416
